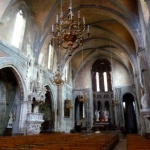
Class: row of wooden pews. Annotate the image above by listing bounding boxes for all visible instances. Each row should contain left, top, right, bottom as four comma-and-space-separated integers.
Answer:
127, 134, 150, 150
0, 132, 119, 150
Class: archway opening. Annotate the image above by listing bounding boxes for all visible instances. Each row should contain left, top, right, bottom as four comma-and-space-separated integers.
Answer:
40, 86, 54, 133
74, 96, 84, 132
123, 93, 137, 134
0, 67, 19, 136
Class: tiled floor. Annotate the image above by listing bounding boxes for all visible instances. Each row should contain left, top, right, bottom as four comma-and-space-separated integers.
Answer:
113, 138, 127, 150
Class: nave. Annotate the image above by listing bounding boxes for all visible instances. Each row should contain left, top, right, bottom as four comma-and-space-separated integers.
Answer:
0, 130, 150, 150
1, 0, 150, 143
0, 131, 119, 150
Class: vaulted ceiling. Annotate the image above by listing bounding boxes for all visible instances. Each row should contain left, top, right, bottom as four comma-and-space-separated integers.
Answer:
26, 0, 139, 76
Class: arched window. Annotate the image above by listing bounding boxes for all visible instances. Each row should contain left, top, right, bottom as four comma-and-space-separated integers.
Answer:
12, 10, 26, 49
96, 72, 100, 92
140, 0, 149, 26
103, 72, 108, 92
105, 101, 110, 111
48, 43, 54, 70
92, 59, 112, 92
97, 101, 102, 110
38, 53, 44, 65
65, 65, 68, 82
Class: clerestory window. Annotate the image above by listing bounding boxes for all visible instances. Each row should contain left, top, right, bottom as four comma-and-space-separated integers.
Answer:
92, 59, 112, 92
12, 10, 26, 49
48, 43, 54, 70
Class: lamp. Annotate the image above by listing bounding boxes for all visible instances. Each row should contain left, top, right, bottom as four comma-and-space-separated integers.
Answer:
50, 64, 66, 86
51, 0, 90, 54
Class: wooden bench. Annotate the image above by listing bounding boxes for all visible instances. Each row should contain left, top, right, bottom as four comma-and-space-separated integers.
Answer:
127, 134, 150, 150
0, 132, 119, 150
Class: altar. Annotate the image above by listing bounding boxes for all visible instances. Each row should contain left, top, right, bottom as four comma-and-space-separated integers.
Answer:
92, 121, 109, 131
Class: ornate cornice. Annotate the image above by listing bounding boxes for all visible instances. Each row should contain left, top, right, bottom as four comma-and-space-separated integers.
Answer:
141, 108, 150, 120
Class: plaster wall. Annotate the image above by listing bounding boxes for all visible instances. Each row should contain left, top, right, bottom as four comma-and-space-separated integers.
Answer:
74, 59, 133, 89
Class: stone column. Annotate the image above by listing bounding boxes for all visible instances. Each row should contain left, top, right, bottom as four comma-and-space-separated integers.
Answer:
114, 106, 118, 126
138, 49, 150, 119
57, 86, 63, 131
76, 102, 80, 125
56, 86, 60, 130
18, 101, 28, 134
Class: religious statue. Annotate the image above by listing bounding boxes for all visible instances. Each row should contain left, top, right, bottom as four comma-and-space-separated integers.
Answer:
7, 112, 13, 128
95, 110, 100, 121
104, 110, 109, 122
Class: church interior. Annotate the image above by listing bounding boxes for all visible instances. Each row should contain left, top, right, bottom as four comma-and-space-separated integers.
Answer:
0, 0, 150, 149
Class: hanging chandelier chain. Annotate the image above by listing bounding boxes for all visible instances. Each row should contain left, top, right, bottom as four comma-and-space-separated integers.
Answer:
51, 0, 90, 53
50, 38, 66, 86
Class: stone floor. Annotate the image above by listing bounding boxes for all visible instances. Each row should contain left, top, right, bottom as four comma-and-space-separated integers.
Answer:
113, 138, 127, 150
89, 130, 127, 150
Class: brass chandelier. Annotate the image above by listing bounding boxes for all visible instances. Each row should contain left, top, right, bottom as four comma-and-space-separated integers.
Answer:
51, 0, 90, 54
50, 64, 66, 86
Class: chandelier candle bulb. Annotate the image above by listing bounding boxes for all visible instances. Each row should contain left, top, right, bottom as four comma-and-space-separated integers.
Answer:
52, 25, 54, 32
87, 25, 90, 33
78, 11, 80, 18
56, 15, 59, 24
51, 0, 89, 53
70, 0, 72, 7
70, 13, 73, 20
60, 12, 63, 19
83, 17, 85, 24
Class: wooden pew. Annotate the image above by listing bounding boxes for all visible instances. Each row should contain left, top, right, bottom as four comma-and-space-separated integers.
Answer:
127, 134, 150, 150
0, 132, 119, 150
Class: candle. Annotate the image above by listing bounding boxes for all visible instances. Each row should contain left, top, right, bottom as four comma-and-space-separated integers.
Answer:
71, 13, 72, 20
52, 25, 54, 32
56, 15, 58, 24
70, 0, 72, 6
78, 11, 80, 18
83, 17, 85, 24
60, 12, 63, 18
87, 25, 90, 33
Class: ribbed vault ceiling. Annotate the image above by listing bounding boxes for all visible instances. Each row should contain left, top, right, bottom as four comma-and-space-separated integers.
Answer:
26, 0, 139, 77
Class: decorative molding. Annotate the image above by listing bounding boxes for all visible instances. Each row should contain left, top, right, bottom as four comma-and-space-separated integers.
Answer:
0, 20, 4, 26
141, 108, 150, 120
138, 47, 145, 52
26, 113, 44, 135
145, 0, 150, 3
0, 40, 27, 61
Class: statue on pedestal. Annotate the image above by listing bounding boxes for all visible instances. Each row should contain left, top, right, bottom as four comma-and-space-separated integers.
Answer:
7, 112, 13, 128
95, 110, 100, 121
104, 110, 109, 122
